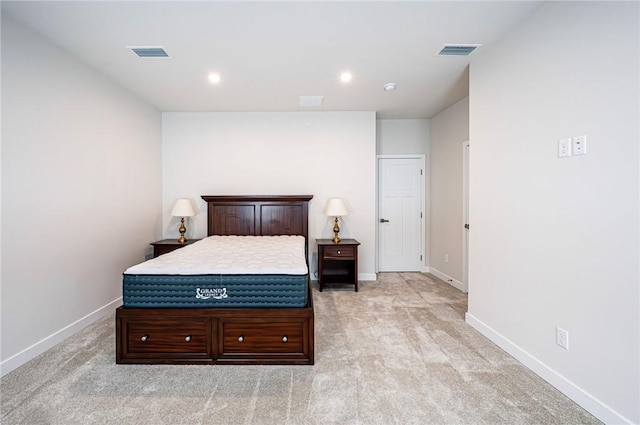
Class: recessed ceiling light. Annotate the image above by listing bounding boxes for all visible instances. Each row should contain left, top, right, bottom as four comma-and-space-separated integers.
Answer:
208, 73, 221, 84
340, 72, 353, 83
383, 83, 397, 92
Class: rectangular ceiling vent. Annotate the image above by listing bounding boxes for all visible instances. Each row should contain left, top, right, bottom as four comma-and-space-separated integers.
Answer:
128, 46, 170, 58
437, 44, 481, 56
298, 96, 324, 107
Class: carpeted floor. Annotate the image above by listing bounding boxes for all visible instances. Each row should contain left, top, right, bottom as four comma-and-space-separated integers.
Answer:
1, 272, 600, 424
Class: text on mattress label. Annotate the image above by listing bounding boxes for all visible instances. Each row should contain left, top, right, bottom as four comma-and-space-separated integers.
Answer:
195, 287, 228, 300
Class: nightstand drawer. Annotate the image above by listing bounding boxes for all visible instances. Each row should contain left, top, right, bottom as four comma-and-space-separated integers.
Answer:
322, 246, 355, 259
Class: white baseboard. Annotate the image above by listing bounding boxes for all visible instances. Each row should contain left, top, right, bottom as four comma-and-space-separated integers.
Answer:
428, 267, 467, 293
465, 313, 633, 425
0, 297, 122, 377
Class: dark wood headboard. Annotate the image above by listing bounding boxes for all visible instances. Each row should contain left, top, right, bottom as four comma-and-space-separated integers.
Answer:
201, 195, 313, 240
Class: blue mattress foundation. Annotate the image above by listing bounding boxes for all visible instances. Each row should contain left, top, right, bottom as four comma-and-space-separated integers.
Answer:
123, 274, 309, 308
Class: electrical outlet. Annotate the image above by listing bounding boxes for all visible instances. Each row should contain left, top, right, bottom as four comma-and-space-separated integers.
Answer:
556, 327, 569, 350
444, 254, 449, 263
558, 138, 572, 157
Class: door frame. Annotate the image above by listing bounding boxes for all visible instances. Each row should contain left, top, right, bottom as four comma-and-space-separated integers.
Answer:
376, 154, 428, 273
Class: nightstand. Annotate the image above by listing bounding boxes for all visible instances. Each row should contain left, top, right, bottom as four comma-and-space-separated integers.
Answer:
150, 239, 200, 258
317, 239, 360, 292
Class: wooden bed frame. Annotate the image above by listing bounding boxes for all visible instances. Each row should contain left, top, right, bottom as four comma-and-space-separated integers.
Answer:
116, 195, 314, 365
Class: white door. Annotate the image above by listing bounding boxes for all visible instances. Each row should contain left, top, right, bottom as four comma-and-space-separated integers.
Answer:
378, 157, 425, 271
462, 142, 470, 293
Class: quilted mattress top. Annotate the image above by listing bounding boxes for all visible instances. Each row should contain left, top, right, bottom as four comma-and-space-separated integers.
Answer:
125, 235, 308, 276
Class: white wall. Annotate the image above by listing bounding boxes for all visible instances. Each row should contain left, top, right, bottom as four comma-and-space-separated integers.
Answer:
376, 119, 430, 156
467, 2, 639, 424
429, 97, 469, 289
162, 112, 377, 279
1, 14, 163, 374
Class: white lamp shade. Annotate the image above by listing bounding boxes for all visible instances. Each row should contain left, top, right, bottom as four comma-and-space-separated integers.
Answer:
325, 198, 348, 216
170, 198, 197, 217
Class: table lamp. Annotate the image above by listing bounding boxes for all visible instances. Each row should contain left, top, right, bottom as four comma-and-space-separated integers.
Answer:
170, 198, 197, 244
325, 198, 348, 244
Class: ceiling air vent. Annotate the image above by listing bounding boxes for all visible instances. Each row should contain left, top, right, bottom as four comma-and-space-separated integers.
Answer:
128, 46, 170, 58
437, 44, 481, 56
298, 96, 324, 107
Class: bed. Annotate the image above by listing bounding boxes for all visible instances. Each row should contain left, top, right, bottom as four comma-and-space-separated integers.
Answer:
115, 195, 314, 365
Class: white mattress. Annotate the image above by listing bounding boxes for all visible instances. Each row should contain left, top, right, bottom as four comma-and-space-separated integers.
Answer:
125, 235, 308, 276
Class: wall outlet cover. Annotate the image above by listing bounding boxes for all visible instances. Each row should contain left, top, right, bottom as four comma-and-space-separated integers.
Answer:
558, 138, 572, 157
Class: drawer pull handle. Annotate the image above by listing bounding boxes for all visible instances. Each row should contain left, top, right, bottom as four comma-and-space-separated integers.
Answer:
337, 250, 341, 254
282, 336, 288, 343
184, 335, 191, 342
238, 335, 244, 342
140, 335, 148, 342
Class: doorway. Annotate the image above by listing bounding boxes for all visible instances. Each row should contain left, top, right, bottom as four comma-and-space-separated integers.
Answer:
377, 156, 426, 272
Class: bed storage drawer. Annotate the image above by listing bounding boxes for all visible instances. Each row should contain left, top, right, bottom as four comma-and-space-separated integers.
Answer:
127, 320, 209, 353
116, 311, 214, 363
218, 319, 308, 360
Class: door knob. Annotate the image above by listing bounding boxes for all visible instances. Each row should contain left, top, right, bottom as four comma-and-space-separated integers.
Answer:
379, 218, 389, 223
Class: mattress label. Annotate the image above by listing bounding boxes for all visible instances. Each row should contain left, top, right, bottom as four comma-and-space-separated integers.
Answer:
195, 287, 228, 300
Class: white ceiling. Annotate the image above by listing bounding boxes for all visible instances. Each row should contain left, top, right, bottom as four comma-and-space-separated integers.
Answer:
2, 1, 542, 119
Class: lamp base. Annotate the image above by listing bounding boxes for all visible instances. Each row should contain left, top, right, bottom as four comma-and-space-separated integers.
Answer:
177, 217, 187, 244
332, 217, 341, 244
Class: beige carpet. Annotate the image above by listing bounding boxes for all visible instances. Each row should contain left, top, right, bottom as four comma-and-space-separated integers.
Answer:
1, 272, 600, 424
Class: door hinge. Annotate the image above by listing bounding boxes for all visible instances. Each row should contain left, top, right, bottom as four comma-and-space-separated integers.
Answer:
420, 255, 423, 261
420, 169, 423, 175
420, 212, 423, 218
